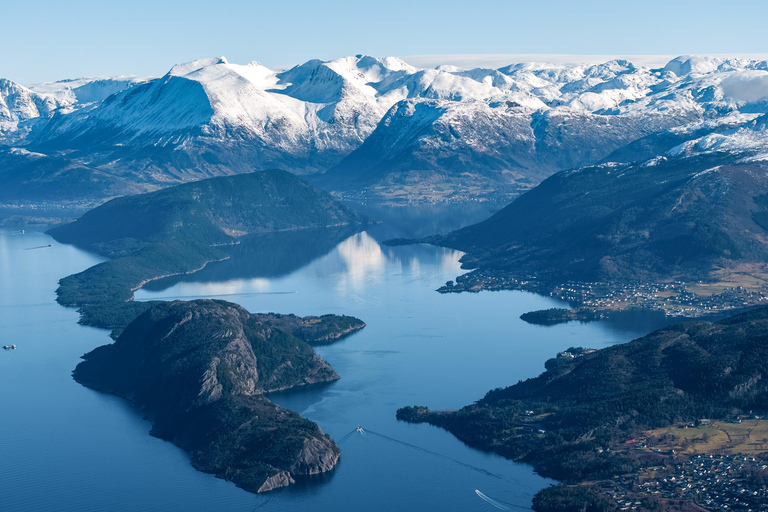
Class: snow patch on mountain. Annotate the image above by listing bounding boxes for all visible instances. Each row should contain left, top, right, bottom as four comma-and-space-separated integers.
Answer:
0, 79, 62, 135
668, 114, 768, 160
28, 76, 151, 106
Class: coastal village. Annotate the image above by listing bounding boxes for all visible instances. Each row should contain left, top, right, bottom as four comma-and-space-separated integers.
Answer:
440, 270, 768, 319
599, 450, 768, 510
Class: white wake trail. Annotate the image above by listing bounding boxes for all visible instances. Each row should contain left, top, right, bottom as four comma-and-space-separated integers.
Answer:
475, 489, 511, 510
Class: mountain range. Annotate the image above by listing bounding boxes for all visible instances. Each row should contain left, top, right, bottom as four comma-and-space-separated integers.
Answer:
2, 54, 768, 204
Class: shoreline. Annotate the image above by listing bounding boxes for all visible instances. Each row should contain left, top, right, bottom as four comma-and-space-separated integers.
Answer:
438, 268, 768, 323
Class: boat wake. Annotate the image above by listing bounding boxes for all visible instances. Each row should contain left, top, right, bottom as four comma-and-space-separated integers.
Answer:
475, 489, 512, 510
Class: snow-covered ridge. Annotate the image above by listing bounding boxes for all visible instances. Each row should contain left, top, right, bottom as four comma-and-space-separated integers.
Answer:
8, 53, 768, 134
668, 113, 768, 161
2, 54, 768, 200
28, 75, 152, 106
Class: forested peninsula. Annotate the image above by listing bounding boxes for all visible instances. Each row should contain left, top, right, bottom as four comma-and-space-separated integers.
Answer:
399, 307, 768, 509
75, 300, 365, 492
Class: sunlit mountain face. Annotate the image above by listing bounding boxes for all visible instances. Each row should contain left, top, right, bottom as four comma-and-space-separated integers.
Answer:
3, 54, 768, 204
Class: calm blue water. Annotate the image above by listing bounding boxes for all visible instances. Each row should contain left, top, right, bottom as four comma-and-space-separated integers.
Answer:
0, 213, 668, 511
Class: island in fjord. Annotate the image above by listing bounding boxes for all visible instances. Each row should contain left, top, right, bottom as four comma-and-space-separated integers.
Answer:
398, 306, 768, 510
75, 299, 365, 493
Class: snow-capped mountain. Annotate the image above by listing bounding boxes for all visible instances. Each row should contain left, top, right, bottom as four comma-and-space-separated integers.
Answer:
2, 54, 768, 204
0, 79, 63, 137
28, 76, 150, 106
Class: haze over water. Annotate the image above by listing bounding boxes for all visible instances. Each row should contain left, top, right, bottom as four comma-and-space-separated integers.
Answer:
1, 206, 669, 511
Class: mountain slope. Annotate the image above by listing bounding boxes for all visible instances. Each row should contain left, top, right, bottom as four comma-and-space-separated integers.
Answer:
438, 114, 768, 282
320, 99, 687, 200
50, 168, 365, 257
0, 147, 139, 204
398, 306, 768, 482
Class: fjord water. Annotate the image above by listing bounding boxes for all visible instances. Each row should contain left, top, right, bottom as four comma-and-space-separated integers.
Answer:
1, 208, 667, 512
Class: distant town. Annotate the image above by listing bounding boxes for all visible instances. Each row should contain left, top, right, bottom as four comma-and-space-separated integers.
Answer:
440, 270, 768, 319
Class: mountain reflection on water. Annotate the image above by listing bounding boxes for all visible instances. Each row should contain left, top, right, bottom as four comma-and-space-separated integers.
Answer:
141, 227, 467, 301
142, 224, 364, 291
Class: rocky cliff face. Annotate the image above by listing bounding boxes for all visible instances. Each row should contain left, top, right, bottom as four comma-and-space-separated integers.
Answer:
74, 299, 363, 492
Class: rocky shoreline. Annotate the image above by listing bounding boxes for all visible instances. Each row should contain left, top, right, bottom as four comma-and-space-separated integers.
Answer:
74, 299, 364, 492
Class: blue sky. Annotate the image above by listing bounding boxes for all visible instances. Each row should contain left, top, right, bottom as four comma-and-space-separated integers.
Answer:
3, 0, 768, 84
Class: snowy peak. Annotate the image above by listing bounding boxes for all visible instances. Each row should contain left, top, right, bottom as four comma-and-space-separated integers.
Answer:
0, 79, 61, 134
169, 56, 229, 77
4, 53, 768, 203
660, 55, 766, 76
28, 76, 150, 106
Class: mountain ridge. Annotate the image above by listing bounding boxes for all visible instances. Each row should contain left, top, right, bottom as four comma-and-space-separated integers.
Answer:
3, 54, 768, 204
434, 113, 768, 285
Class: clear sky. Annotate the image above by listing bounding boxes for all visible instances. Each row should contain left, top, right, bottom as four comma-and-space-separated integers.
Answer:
3, 0, 768, 84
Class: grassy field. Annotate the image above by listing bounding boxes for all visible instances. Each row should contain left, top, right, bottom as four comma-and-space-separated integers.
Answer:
645, 419, 768, 455
688, 264, 768, 295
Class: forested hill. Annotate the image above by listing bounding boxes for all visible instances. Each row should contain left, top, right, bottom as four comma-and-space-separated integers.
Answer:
49, 169, 366, 257
74, 299, 365, 492
438, 151, 768, 282
398, 306, 768, 482
47, 170, 367, 331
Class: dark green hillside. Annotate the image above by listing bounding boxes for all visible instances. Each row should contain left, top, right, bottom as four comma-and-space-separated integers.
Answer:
0, 148, 141, 203
398, 306, 768, 483
74, 300, 364, 492
439, 154, 768, 282
47, 170, 367, 331
49, 169, 366, 256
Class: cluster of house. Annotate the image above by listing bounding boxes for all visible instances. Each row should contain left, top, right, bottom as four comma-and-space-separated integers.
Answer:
604, 454, 768, 511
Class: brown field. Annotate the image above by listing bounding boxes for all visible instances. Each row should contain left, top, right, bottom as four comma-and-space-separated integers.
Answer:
690, 264, 768, 295
645, 419, 768, 455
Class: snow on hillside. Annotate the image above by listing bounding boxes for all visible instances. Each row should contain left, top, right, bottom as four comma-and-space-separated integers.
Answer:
0, 79, 63, 135
1, 54, 768, 200
7, 54, 768, 144
668, 113, 768, 161
28, 76, 151, 106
